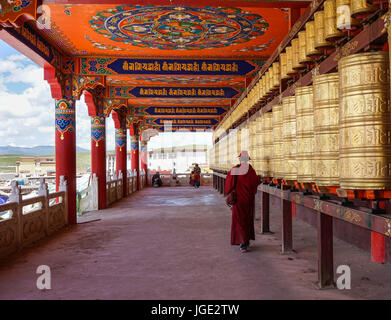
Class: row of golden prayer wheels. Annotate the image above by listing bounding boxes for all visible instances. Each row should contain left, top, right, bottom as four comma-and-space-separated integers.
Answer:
213, 0, 385, 140
210, 51, 390, 191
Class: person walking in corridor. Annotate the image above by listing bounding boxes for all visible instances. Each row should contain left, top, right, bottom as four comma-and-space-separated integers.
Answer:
193, 163, 201, 188
225, 151, 260, 253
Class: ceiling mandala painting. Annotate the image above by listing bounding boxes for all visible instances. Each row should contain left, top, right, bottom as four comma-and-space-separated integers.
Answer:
40, 4, 289, 57
90, 5, 269, 50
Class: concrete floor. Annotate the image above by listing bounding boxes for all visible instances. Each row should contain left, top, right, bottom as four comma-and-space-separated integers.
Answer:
0, 186, 390, 299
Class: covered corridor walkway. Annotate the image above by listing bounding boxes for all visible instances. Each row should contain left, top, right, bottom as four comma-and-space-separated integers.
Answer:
1, 186, 391, 300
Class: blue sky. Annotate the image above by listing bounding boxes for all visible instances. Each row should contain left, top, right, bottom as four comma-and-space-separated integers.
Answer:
0, 40, 212, 151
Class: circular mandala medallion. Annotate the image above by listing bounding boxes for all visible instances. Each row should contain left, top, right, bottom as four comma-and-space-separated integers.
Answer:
90, 5, 268, 50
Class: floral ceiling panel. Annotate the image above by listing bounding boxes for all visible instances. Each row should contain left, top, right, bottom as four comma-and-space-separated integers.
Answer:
43, 4, 289, 58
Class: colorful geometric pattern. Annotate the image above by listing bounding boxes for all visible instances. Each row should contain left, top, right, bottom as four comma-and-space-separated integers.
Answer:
91, 116, 105, 147
0, 0, 35, 23
115, 128, 127, 151
130, 135, 139, 152
90, 5, 269, 50
55, 99, 75, 140
140, 140, 147, 153
106, 75, 243, 86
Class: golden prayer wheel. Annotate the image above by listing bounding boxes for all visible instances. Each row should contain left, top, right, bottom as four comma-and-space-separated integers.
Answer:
295, 86, 314, 184
282, 96, 297, 181
260, 112, 273, 177
313, 73, 339, 187
269, 68, 275, 92
253, 117, 262, 174
292, 38, 304, 70
266, 69, 272, 95
324, 0, 344, 41
280, 52, 289, 80
339, 52, 391, 190
286, 46, 295, 76
272, 104, 283, 179
314, 11, 332, 49
351, 0, 376, 18
336, 0, 359, 30
272, 62, 280, 89
305, 21, 321, 58
298, 31, 311, 65
249, 120, 258, 172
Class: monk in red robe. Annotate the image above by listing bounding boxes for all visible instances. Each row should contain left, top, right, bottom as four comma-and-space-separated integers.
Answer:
225, 151, 260, 253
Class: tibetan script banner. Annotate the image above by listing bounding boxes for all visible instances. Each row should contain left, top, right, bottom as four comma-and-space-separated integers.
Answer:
111, 86, 240, 99
146, 118, 219, 127
156, 126, 212, 132
80, 58, 259, 76
5, 24, 56, 65
134, 106, 229, 117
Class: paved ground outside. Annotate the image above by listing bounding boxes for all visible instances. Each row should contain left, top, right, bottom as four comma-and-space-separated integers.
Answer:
0, 186, 390, 299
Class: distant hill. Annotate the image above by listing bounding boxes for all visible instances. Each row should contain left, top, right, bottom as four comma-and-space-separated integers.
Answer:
0, 145, 88, 156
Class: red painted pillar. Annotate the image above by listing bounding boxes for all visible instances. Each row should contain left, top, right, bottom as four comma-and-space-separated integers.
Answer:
55, 99, 76, 225
115, 127, 127, 195
140, 139, 148, 186
91, 116, 106, 209
131, 134, 140, 190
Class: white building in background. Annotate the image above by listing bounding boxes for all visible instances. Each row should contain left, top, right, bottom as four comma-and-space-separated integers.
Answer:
148, 145, 208, 173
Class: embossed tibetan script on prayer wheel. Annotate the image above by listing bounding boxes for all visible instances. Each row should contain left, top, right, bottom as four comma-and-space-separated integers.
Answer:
314, 11, 332, 49
295, 86, 314, 184
282, 96, 297, 181
351, 0, 376, 18
336, 0, 359, 31
339, 52, 391, 190
324, 0, 344, 41
313, 73, 339, 187
260, 112, 273, 178
272, 104, 283, 179
280, 52, 289, 80
298, 31, 311, 65
305, 21, 321, 58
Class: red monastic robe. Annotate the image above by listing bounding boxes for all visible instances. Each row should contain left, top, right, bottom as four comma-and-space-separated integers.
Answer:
225, 164, 260, 245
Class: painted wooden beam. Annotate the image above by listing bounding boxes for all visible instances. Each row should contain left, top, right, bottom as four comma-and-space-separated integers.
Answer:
43, 0, 311, 8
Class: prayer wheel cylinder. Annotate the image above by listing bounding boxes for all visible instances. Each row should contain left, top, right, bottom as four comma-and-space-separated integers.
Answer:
260, 112, 273, 177
272, 62, 280, 89
336, 0, 359, 30
314, 11, 332, 49
305, 21, 321, 58
324, 0, 344, 41
298, 31, 311, 65
266, 69, 272, 95
282, 96, 297, 181
259, 77, 265, 101
313, 73, 340, 187
272, 104, 283, 179
280, 52, 289, 80
351, 0, 376, 18
249, 120, 258, 172
292, 38, 304, 70
295, 86, 314, 184
286, 46, 295, 76
339, 52, 391, 190
253, 117, 262, 175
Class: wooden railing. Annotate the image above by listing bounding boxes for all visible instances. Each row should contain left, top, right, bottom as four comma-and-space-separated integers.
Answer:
212, 172, 391, 288
155, 173, 213, 187
0, 177, 67, 258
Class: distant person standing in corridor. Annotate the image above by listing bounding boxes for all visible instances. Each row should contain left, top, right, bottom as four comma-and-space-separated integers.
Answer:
225, 151, 260, 253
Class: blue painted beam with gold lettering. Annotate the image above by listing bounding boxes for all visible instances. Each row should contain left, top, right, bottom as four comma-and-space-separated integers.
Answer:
80, 58, 259, 76
109, 86, 240, 99
133, 106, 229, 117
145, 118, 219, 127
